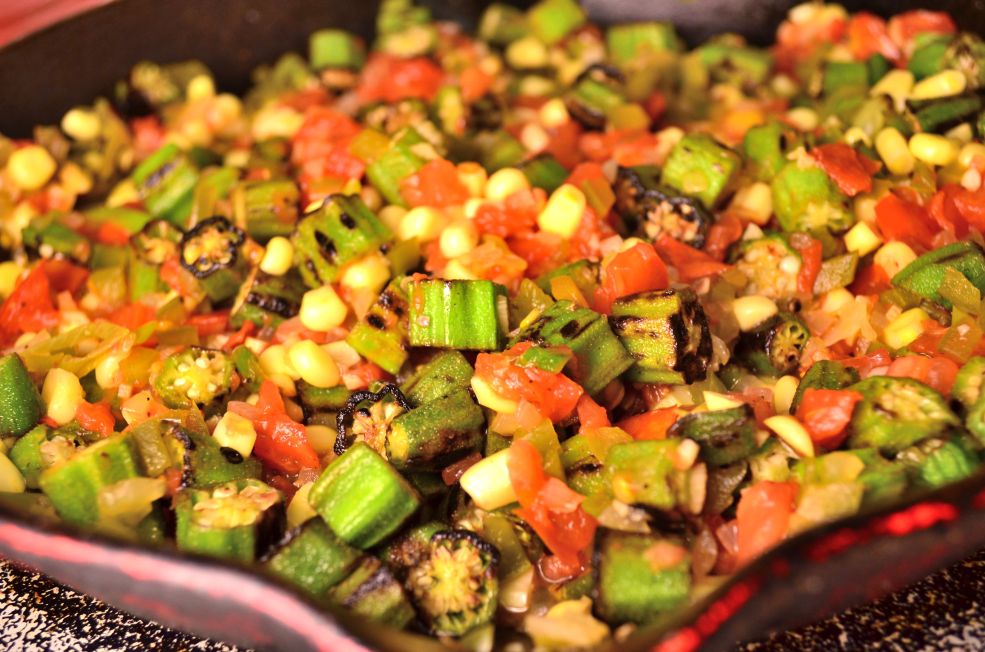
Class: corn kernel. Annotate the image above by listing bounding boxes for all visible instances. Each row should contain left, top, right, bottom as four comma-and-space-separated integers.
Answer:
909, 133, 958, 167
844, 221, 883, 256
259, 344, 300, 380
728, 182, 773, 225
764, 415, 814, 458
471, 375, 518, 413
378, 205, 408, 232
703, 391, 744, 411
288, 340, 341, 388
537, 184, 586, 238
460, 447, 517, 511
463, 197, 485, 219
61, 107, 101, 141
259, 236, 294, 276
485, 168, 531, 202
107, 179, 139, 208
439, 220, 479, 259
506, 36, 548, 69
299, 285, 348, 332
252, 105, 304, 140
883, 307, 929, 349
339, 253, 391, 293
306, 425, 336, 456
0, 453, 25, 493
870, 69, 915, 110
773, 376, 800, 415
456, 162, 487, 197
822, 288, 854, 313
399, 206, 446, 242
945, 122, 973, 144
42, 368, 84, 426
520, 122, 550, 152
959, 142, 985, 168
875, 127, 915, 176
853, 194, 879, 224
732, 296, 778, 331
0, 262, 21, 299
7, 145, 57, 191
962, 167, 982, 192
444, 259, 478, 280
186, 74, 216, 101
286, 482, 317, 528
844, 127, 871, 147
786, 107, 818, 132
874, 241, 917, 277
539, 98, 570, 127
95, 353, 122, 389
59, 162, 93, 195
212, 411, 257, 458
910, 69, 966, 100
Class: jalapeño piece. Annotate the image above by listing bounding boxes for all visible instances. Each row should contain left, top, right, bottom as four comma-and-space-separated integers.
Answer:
179, 215, 247, 303
510, 300, 633, 396
613, 166, 713, 248
790, 360, 860, 413
263, 519, 363, 597
594, 530, 691, 625
230, 267, 305, 329
734, 312, 809, 377
405, 530, 500, 637
891, 241, 985, 310
231, 178, 300, 243
0, 353, 44, 437
660, 133, 741, 208
668, 405, 758, 467
175, 479, 284, 562
346, 278, 410, 375
732, 233, 803, 300
611, 288, 713, 384
399, 350, 474, 407
131, 143, 199, 226
408, 279, 508, 351
131, 218, 183, 264
848, 376, 959, 453
153, 347, 233, 410
231, 345, 265, 394
329, 556, 416, 628
292, 193, 393, 287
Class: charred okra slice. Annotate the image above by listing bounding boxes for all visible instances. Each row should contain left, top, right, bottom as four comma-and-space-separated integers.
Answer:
335, 383, 411, 458
404, 530, 499, 637
131, 143, 199, 226
399, 350, 474, 407
848, 376, 959, 453
790, 360, 859, 413
668, 405, 757, 467
510, 300, 633, 396
771, 160, 853, 236
565, 64, 625, 129
263, 519, 363, 597
660, 133, 740, 208
613, 166, 713, 248
611, 288, 713, 384
293, 193, 393, 287
231, 179, 300, 243
153, 347, 233, 409
22, 214, 92, 264
732, 233, 803, 300
742, 120, 798, 182
128, 218, 183, 300
0, 353, 44, 437
346, 278, 410, 374
309, 442, 420, 548
179, 216, 248, 303
175, 479, 284, 562
230, 267, 305, 329
891, 242, 985, 311
954, 357, 985, 445
561, 433, 618, 496
594, 530, 691, 625
604, 440, 700, 511
734, 312, 809, 377
896, 435, 980, 490
408, 279, 508, 351
38, 433, 142, 526
698, 41, 773, 87
328, 556, 416, 628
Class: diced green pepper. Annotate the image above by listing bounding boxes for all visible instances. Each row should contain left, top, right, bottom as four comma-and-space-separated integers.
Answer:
607, 22, 679, 64
823, 61, 869, 95
527, 0, 585, 45
520, 154, 569, 194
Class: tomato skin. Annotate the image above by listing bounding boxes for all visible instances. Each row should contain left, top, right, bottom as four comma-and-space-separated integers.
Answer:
186, 311, 230, 337
616, 408, 679, 440
811, 143, 880, 197
736, 481, 798, 565
357, 54, 444, 103
400, 158, 471, 208
507, 439, 547, 507
847, 13, 900, 61
107, 302, 157, 332
886, 354, 960, 396
789, 234, 822, 294
0, 264, 57, 346
96, 221, 133, 246
888, 10, 956, 54
474, 343, 583, 422
850, 263, 892, 295
234, 380, 319, 474
796, 389, 863, 450
839, 349, 893, 377
576, 394, 610, 430
703, 213, 744, 261
473, 188, 543, 238
653, 235, 729, 282
594, 242, 669, 314
875, 193, 940, 252
76, 401, 115, 438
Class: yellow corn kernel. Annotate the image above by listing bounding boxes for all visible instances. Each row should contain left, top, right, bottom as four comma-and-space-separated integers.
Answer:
95, 353, 123, 389
299, 285, 348, 332
844, 221, 883, 257
378, 205, 408, 232
439, 220, 479, 259
884, 307, 929, 349
485, 167, 531, 201
853, 194, 879, 224
463, 197, 485, 219
703, 391, 744, 411
212, 411, 257, 458
59, 162, 93, 196
910, 69, 966, 100
875, 127, 915, 176
286, 482, 317, 528
773, 375, 800, 415
732, 296, 778, 331
0, 262, 21, 299
443, 259, 478, 280
7, 145, 57, 191
728, 182, 773, 225
251, 105, 304, 140
61, 107, 101, 141
457, 162, 488, 198
260, 344, 300, 381
306, 424, 336, 456
909, 133, 959, 167
0, 453, 25, 493
399, 206, 446, 242
870, 69, 915, 110
764, 415, 814, 458
259, 236, 294, 276
874, 241, 917, 277
471, 375, 519, 413
506, 36, 548, 69
288, 339, 341, 388
459, 447, 517, 511
843, 127, 871, 147
42, 368, 84, 426
959, 142, 985, 168
521, 123, 550, 153
107, 179, 139, 208
186, 74, 216, 101
539, 98, 570, 127
822, 288, 854, 314
785, 107, 818, 132
537, 184, 586, 238
339, 253, 391, 293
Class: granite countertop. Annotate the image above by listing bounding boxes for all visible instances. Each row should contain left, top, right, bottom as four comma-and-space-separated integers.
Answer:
0, 550, 982, 651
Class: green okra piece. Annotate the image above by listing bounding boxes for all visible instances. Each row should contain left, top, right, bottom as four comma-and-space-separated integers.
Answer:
0, 353, 44, 437
231, 178, 300, 243
660, 133, 741, 208
771, 160, 853, 236
848, 376, 959, 453
408, 279, 508, 351
743, 121, 797, 182
175, 479, 285, 562
131, 143, 199, 226
560, 434, 608, 496
527, 0, 585, 45
790, 360, 860, 414
896, 435, 980, 490
611, 288, 713, 384
823, 60, 869, 95
734, 312, 810, 377
230, 267, 305, 330
839, 448, 907, 507
293, 193, 393, 287
309, 442, 420, 548
510, 300, 633, 396
698, 41, 773, 87
477, 3, 529, 45
517, 345, 573, 374
328, 556, 416, 628
594, 529, 691, 625
604, 440, 696, 510
891, 241, 985, 310
39, 433, 142, 527
387, 389, 484, 470
346, 279, 410, 375
668, 405, 758, 467
606, 21, 680, 64
911, 95, 983, 134
434, 85, 467, 137
365, 128, 428, 206
179, 216, 248, 303
520, 153, 569, 194
400, 350, 474, 407
153, 347, 233, 410
264, 519, 363, 597
732, 233, 803, 300
22, 214, 91, 263
565, 67, 625, 129
535, 260, 599, 298
907, 35, 951, 79
230, 345, 265, 394
613, 165, 713, 248
8, 425, 50, 488
309, 29, 366, 70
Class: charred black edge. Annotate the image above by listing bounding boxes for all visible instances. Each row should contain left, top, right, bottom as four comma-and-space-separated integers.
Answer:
334, 383, 412, 457
178, 215, 246, 279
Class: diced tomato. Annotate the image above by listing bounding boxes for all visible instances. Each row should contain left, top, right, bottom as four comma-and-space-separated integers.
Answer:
75, 401, 115, 438
888, 11, 956, 54
929, 185, 970, 237
231, 380, 319, 474
474, 188, 543, 238
107, 302, 157, 332
839, 349, 893, 376
343, 360, 392, 390
508, 231, 565, 279
847, 13, 900, 61
703, 213, 744, 261
594, 241, 669, 314
474, 343, 583, 422
773, 10, 847, 72
795, 388, 863, 450
222, 320, 256, 352
576, 394, 610, 430
886, 354, 960, 396
653, 235, 730, 283
567, 206, 614, 263
357, 54, 444, 103
96, 221, 133, 246
874, 193, 939, 252
786, 233, 822, 295
43, 259, 89, 295
543, 120, 582, 170
811, 143, 880, 197
131, 116, 166, 159
949, 185, 985, 233
616, 408, 679, 441
850, 263, 892, 295
271, 317, 340, 345
186, 311, 230, 337
459, 66, 493, 103
458, 239, 529, 289
159, 257, 201, 298
736, 481, 797, 565
0, 264, 57, 346
508, 439, 548, 507
644, 91, 668, 122
400, 158, 471, 208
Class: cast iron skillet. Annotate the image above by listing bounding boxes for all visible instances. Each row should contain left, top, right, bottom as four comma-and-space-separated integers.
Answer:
0, 1, 984, 650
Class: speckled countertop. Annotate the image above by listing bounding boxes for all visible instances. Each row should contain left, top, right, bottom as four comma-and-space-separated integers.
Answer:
0, 551, 982, 651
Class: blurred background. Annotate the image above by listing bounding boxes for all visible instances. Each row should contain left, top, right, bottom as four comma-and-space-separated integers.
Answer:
0, 0, 109, 46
